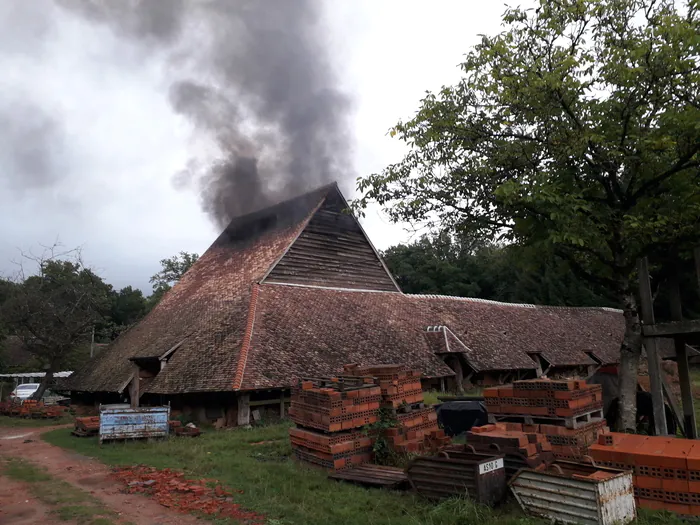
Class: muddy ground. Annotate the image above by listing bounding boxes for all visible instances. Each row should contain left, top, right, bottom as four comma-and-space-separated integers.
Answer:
0, 425, 203, 525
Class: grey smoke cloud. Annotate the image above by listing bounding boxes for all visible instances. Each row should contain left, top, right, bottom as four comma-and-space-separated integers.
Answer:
54, 0, 353, 227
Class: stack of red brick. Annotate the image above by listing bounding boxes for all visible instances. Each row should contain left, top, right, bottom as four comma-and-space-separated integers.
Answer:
0, 400, 19, 416
384, 408, 448, 454
468, 423, 552, 456
591, 433, 700, 516
538, 419, 609, 460
73, 416, 100, 436
344, 364, 424, 407
0, 399, 67, 419
288, 378, 380, 470
289, 365, 450, 470
343, 364, 450, 455
289, 380, 381, 433
484, 379, 603, 418
465, 422, 554, 475
483, 378, 607, 460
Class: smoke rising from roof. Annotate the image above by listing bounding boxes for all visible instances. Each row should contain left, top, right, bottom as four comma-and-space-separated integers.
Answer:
13, 0, 352, 228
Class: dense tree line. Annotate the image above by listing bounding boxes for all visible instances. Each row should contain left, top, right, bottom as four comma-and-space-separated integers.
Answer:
383, 234, 617, 307
382, 233, 700, 317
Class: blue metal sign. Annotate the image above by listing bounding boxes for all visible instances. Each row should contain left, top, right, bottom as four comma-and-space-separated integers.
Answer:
99, 405, 170, 443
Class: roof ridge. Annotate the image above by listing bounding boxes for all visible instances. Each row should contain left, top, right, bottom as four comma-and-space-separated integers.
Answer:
262, 282, 401, 294
406, 293, 622, 313
233, 284, 261, 390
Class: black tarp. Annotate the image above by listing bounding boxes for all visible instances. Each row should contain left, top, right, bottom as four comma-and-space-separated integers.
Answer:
436, 400, 488, 437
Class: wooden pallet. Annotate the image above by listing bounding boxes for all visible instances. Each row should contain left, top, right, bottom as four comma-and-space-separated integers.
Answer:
328, 464, 409, 489
71, 429, 98, 438
487, 408, 605, 429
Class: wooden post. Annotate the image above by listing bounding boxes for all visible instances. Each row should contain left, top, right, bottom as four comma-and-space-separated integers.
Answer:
448, 356, 465, 393
279, 391, 285, 418
528, 353, 543, 377
669, 269, 697, 438
638, 258, 668, 435
129, 370, 140, 408
662, 375, 686, 436
237, 393, 250, 426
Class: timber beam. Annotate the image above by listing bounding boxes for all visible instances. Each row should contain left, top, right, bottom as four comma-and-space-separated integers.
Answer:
642, 319, 700, 338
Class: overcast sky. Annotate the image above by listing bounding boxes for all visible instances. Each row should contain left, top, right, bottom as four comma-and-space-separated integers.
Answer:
0, 1, 519, 293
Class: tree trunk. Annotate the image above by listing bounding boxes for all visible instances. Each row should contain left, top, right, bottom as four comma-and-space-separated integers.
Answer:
31, 359, 59, 401
617, 290, 643, 432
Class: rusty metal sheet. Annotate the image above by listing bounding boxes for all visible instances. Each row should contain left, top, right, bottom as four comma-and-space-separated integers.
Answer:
407, 451, 507, 506
99, 405, 170, 443
510, 462, 635, 525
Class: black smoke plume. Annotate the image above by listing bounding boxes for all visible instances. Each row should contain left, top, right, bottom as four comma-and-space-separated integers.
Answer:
56, 0, 352, 227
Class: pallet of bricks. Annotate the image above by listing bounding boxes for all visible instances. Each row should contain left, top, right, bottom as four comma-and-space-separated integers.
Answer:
459, 423, 555, 480
288, 375, 380, 470
342, 364, 450, 455
6, 400, 68, 419
73, 416, 100, 437
591, 433, 700, 516
483, 378, 607, 460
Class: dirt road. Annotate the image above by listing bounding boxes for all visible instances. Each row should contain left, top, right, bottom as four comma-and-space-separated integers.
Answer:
0, 474, 55, 524
0, 425, 203, 525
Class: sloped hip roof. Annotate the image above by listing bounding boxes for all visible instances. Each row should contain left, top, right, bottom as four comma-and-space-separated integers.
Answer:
67, 183, 639, 395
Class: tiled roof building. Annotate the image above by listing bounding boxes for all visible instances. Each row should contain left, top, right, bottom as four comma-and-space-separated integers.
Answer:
67, 184, 650, 424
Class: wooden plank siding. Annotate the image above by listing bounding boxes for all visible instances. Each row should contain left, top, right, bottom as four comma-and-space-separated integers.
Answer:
264, 193, 399, 291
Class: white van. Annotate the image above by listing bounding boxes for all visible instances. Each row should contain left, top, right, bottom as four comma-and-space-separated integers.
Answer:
9, 383, 40, 402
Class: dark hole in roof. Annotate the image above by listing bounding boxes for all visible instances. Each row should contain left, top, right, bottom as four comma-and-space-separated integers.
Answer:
212, 184, 335, 249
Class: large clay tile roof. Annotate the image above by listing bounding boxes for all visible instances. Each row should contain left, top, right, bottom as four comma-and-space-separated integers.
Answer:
238, 284, 455, 390
67, 185, 334, 394
238, 286, 632, 390
408, 295, 623, 369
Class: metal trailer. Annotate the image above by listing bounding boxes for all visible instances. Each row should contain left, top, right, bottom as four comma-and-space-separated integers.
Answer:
99, 404, 170, 444
406, 450, 507, 506
510, 461, 635, 525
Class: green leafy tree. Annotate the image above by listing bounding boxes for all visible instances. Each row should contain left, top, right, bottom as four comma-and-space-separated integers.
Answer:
383, 234, 618, 306
147, 251, 199, 310
149, 251, 199, 291
0, 249, 111, 399
110, 286, 147, 327
355, 0, 700, 430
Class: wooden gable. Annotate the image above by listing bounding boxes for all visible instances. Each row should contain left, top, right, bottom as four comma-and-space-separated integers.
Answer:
262, 187, 400, 292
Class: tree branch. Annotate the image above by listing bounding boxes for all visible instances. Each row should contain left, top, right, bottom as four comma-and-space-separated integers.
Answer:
632, 148, 700, 200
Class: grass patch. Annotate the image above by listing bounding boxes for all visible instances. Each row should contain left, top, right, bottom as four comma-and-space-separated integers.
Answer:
0, 415, 73, 427
41, 422, 679, 525
1, 457, 117, 525
423, 388, 483, 406
43, 423, 546, 525
422, 391, 442, 405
